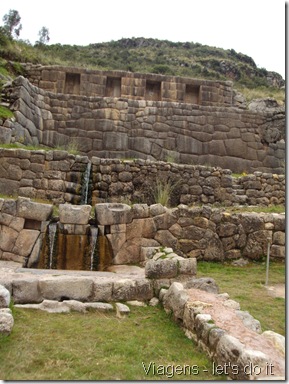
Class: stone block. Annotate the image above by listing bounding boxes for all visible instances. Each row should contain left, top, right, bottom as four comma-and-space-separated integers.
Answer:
0, 284, 10, 308
115, 302, 130, 318
262, 330, 285, 357
12, 278, 42, 304
17, 197, 53, 221
0, 311, 14, 335
12, 229, 40, 257
95, 203, 132, 225
59, 204, 91, 225
178, 258, 197, 275
273, 231, 285, 245
84, 302, 114, 312
90, 281, 113, 302
0, 226, 18, 252
162, 282, 189, 321
145, 259, 178, 279
270, 245, 285, 258
39, 277, 94, 301
112, 278, 153, 301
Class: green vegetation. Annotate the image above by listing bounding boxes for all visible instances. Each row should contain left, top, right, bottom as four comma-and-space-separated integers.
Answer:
0, 22, 285, 104
0, 306, 222, 381
153, 179, 177, 207
0, 140, 80, 155
197, 260, 285, 335
226, 205, 285, 214
0, 105, 13, 119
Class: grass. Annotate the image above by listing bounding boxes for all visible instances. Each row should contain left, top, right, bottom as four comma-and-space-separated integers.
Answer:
197, 260, 285, 335
226, 205, 285, 214
0, 306, 223, 381
0, 140, 80, 155
0, 261, 285, 380
0, 105, 14, 119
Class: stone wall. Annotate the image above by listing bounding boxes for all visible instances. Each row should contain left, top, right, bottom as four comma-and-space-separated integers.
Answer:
0, 199, 285, 267
95, 203, 285, 265
0, 148, 89, 205
1, 75, 285, 174
0, 197, 52, 264
0, 149, 285, 207
21, 64, 234, 106
91, 158, 285, 206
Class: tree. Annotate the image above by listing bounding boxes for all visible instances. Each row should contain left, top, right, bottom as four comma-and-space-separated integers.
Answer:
38, 26, 50, 45
2, 9, 22, 38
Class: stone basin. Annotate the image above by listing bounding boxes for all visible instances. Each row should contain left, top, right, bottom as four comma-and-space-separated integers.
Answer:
95, 203, 132, 225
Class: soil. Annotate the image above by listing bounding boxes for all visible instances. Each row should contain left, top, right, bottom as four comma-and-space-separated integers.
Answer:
265, 283, 285, 299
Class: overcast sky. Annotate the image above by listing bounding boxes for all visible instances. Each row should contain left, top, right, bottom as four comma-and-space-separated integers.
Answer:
0, 0, 286, 78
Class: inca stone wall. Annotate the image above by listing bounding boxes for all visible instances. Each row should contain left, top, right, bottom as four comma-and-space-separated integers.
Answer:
0, 198, 285, 267
20, 64, 234, 106
0, 149, 285, 206
1, 69, 285, 174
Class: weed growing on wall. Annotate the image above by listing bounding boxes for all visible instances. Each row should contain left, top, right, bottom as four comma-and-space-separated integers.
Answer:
153, 180, 173, 207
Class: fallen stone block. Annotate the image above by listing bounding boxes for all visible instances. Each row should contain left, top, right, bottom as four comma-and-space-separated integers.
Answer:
149, 297, 159, 307
115, 302, 130, 318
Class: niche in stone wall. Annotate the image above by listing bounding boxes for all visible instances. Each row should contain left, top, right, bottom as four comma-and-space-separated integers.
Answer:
105, 77, 121, 97
184, 84, 200, 104
64, 73, 81, 95
145, 80, 161, 101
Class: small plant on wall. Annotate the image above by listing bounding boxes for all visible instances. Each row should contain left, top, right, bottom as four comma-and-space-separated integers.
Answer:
153, 179, 180, 207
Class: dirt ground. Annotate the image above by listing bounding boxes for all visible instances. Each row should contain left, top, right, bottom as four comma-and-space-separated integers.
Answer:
265, 283, 285, 298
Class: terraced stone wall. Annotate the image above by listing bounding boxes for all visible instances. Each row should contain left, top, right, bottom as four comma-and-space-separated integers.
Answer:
0, 149, 285, 207
1, 74, 285, 174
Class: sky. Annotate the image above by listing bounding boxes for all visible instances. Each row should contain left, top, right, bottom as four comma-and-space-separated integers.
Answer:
0, 0, 286, 78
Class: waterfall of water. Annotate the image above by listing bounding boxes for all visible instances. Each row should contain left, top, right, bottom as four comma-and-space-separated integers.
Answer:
90, 226, 99, 271
48, 222, 57, 269
81, 162, 92, 205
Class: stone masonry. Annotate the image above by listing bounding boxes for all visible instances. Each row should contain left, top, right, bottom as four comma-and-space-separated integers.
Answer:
0, 198, 285, 267
0, 149, 285, 207
1, 68, 285, 174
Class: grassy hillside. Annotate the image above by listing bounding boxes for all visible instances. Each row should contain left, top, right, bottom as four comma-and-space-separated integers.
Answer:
0, 32, 285, 104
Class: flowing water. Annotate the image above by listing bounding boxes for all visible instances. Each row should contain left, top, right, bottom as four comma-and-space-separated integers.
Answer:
48, 222, 57, 268
81, 162, 92, 205
90, 226, 99, 270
